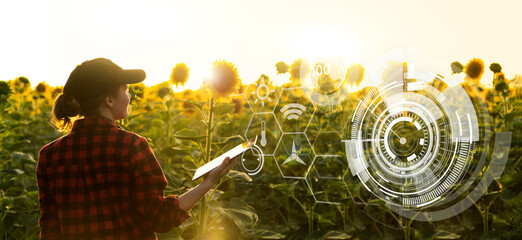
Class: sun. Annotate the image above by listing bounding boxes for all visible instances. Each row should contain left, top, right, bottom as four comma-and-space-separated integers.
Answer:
251, 76, 276, 107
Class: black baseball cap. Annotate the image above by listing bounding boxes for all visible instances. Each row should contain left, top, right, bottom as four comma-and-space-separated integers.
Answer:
63, 58, 146, 103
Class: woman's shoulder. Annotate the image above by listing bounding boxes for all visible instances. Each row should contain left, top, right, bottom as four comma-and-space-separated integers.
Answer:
39, 137, 62, 155
115, 128, 149, 145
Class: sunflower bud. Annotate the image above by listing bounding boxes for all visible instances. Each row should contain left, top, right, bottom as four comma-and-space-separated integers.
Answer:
450, 61, 463, 74
0, 81, 12, 103
170, 63, 190, 87
489, 63, 502, 73
36, 82, 47, 93
275, 61, 289, 74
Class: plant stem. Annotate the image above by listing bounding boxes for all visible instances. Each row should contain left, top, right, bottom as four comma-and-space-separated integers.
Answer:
308, 203, 314, 235
198, 97, 214, 237
307, 202, 316, 235
502, 96, 508, 130
484, 181, 489, 236
404, 218, 411, 240
166, 103, 171, 146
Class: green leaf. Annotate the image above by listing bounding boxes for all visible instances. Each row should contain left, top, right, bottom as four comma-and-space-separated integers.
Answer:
269, 181, 299, 198
269, 183, 290, 192
160, 146, 191, 157
125, 112, 145, 123
367, 198, 386, 206
431, 230, 460, 239
227, 170, 252, 182
179, 99, 206, 111
213, 104, 235, 116
17, 214, 38, 227
218, 135, 244, 144
322, 230, 351, 239
216, 191, 237, 201
1, 169, 24, 175
11, 152, 35, 165
2, 140, 31, 151
220, 198, 258, 234
500, 171, 522, 189
172, 118, 192, 131
214, 121, 230, 130
255, 229, 285, 239
181, 157, 198, 171
492, 214, 509, 229
174, 129, 205, 142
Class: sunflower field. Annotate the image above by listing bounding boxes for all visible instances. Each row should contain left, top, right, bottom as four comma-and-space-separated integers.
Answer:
1, 58, 522, 240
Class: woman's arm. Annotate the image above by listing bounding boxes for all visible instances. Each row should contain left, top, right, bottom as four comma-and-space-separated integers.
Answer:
178, 156, 238, 212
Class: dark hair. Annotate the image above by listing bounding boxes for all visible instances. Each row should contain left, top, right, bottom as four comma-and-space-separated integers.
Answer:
52, 85, 121, 131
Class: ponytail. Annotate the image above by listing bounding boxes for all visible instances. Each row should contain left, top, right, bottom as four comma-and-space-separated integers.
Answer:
52, 93, 81, 131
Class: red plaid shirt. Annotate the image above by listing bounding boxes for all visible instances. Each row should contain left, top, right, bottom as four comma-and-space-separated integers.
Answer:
37, 117, 190, 240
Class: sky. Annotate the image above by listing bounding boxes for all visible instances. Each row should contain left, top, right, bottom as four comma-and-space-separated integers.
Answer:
0, 0, 520, 90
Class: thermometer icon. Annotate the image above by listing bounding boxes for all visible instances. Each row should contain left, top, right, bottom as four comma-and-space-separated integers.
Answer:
260, 120, 267, 146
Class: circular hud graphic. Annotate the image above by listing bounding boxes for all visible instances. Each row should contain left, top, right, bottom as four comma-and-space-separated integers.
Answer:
341, 69, 509, 221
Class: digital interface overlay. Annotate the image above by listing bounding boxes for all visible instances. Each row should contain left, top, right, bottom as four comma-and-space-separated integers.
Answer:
235, 47, 512, 226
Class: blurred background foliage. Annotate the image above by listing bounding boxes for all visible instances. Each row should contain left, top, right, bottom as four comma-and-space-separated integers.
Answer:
0, 59, 521, 239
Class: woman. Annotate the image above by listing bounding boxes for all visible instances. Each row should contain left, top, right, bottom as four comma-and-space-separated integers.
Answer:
36, 58, 237, 239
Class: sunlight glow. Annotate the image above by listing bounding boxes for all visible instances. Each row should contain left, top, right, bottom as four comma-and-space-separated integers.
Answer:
292, 26, 361, 62
0, 0, 519, 89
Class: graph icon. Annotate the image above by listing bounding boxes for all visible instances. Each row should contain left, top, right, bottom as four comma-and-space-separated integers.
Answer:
280, 103, 306, 120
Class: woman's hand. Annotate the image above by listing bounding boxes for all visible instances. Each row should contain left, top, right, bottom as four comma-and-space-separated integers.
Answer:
179, 155, 239, 212
203, 156, 239, 185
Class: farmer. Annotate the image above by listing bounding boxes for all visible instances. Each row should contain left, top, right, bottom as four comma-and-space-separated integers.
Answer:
36, 58, 237, 239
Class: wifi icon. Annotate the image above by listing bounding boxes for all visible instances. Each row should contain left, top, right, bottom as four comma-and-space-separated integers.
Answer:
281, 103, 307, 120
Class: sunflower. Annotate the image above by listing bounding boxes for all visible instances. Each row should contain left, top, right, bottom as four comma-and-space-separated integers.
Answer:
316, 64, 337, 94
493, 72, 510, 97
450, 61, 463, 74
380, 60, 403, 83
231, 96, 245, 116
170, 63, 190, 87
182, 89, 194, 99
489, 63, 502, 73
12, 76, 30, 94
209, 60, 240, 99
275, 61, 289, 74
345, 63, 365, 87
193, 88, 206, 101
51, 87, 63, 99
35, 82, 48, 94
158, 87, 172, 99
288, 58, 310, 87
0, 81, 12, 103
178, 89, 197, 118
129, 83, 145, 104
464, 58, 485, 83
429, 74, 447, 91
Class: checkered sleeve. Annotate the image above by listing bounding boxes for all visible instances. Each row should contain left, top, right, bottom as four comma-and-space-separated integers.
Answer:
37, 145, 64, 240
131, 136, 190, 233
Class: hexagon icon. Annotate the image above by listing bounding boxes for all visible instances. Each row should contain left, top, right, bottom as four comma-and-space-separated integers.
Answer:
312, 131, 344, 156
274, 87, 315, 133
245, 75, 279, 113
305, 155, 350, 204
311, 155, 347, 179
312, 100, 352, 132
245, 112, 282, 155
274, 133, 315, 179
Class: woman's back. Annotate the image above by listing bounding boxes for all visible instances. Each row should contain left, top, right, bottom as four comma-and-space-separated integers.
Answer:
37, 117, 188, 239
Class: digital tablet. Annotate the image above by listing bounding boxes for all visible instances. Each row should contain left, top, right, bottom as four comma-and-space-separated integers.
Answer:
192, 136, 257, 181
